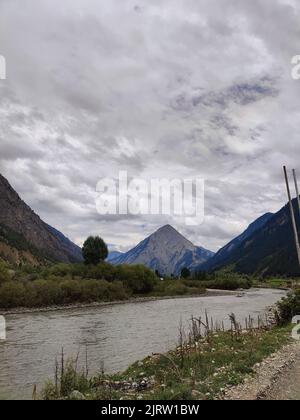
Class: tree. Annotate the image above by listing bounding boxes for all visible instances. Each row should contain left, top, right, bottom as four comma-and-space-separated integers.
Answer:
181, 267, 191, 279
0, 261, 11, 285
194, 271, 208, 281
82, 236, 108, 265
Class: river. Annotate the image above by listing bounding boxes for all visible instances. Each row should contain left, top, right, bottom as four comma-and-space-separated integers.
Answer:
0, 288, 286, 400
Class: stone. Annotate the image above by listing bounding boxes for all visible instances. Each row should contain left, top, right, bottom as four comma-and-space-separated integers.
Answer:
69, 390, 86, 400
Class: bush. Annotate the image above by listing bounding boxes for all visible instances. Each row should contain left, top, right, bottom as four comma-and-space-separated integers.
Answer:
278, 290, 300, 324
0, 261, 10, 284
165, 281, 188, 296
47, 263, 73, 277
118, 265, 157, 294
196, 269, 253, 290
34, 279, 65, 306
60, 279, 82, 303
0, 281, 26, 308
0, 261, 211, 309
108, 281, 128, 301
0, 278, 126, 309
87, 262, 117, 282
42, 359, 91, 400
202, 278, 252, 291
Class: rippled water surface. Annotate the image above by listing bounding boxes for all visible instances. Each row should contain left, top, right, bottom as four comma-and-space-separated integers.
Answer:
0, 288, 286, 400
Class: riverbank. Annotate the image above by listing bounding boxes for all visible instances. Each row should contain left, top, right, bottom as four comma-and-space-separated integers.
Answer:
41, 324, 293, 400
0, 288, 287, 400
222, 340, 300, 400
0, 289, 239, 315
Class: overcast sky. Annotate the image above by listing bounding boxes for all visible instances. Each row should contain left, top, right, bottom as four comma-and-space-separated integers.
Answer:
0, 0, 300, 252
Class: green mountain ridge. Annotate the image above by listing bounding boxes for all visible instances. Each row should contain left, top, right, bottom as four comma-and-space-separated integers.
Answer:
202, 199, 300, 277
0, 174, 83, 265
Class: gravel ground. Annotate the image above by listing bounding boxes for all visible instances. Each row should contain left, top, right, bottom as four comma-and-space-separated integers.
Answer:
222, 340, 300, 400
265, 354, 300, 400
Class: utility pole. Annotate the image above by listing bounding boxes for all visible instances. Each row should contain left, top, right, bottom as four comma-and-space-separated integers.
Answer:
283, 166, 300, 267
293, 169, 300, 218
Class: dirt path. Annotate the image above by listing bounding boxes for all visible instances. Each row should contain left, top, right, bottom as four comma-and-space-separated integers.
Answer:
223, 340, 300, 400
265, 357, 300, 400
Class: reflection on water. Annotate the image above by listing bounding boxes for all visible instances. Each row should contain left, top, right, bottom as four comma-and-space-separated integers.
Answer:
0, 288, 286, 400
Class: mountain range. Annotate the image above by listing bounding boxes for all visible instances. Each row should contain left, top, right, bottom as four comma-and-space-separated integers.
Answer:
109, 201, 300, 277
0, 174, 83, 264
108, 225, 214, 276
199, 201, 300, 277
2, 172, 300, 277
199, 213, 274, 272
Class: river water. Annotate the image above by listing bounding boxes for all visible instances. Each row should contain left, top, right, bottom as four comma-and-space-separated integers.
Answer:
0, 288, 286, 400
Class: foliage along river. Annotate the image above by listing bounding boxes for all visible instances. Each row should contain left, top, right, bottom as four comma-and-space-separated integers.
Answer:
0, 288, 286, 400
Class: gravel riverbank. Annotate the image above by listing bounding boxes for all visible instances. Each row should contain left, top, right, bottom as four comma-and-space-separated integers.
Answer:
222, 339, 300, 400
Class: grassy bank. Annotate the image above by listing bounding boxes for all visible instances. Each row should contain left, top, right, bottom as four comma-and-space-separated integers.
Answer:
38, 289, 299, 400
0, 261, 208, 309
253, 277, 299, 289
1, 258, 295, 310
0, 261, 255, 310
41, 323, 292, 400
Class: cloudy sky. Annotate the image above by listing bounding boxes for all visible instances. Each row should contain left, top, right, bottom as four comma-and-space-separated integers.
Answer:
0, 0, 300, 252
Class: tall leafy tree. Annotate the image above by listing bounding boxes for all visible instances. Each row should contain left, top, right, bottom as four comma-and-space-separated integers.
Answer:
181, 267, 191, 279
82, 236, 108, 265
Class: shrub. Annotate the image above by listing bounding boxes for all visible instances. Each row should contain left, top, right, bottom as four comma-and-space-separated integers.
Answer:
0, 261, 10, 284
108, 281, 128, 301
60, 280, 82, 303
0, 281, 26, 308
42, 359, 90, 400
118, 265, 157, 294
277, 290, 300, 324
201, 278, 252, 291
48, 263, 73, 277
0, 260, 212, 309
28, 279, 64, 307
197, 269, 253, 290
69, 264, 89, 279
165, 281, 187, 296
87, 262, 117, 282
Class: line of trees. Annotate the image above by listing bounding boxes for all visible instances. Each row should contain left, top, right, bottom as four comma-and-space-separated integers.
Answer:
0, 236, 254, 309
0, 261, 158, 308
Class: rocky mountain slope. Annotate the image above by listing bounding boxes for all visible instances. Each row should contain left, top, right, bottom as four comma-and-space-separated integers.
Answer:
200, 200, 300, 276
200, 212, 273, 272
107, 251, 124, 262
109, 225, 214, 276
0, 174, 83, 264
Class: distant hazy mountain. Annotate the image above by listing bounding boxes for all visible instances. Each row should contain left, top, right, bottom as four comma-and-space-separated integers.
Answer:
200, 212, 273, 272
0, 173, 83, 264
109, 225, 214, 276
200, 201, 300, 277
107, 250, 124, 262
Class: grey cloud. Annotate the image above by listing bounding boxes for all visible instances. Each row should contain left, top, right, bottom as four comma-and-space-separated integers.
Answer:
171, 76, 279, 112
0, 0, 299, 252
